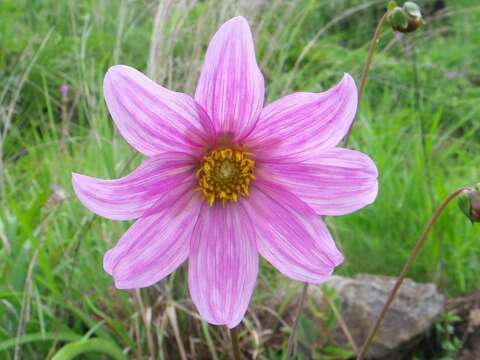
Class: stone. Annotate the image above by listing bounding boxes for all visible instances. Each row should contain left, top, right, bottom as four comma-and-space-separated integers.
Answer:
325, 274, 445, 359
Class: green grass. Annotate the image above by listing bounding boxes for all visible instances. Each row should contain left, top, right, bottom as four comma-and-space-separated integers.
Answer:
1, 0, 480, 358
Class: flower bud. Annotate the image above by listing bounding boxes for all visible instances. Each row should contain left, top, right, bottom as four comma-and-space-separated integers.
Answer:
458, 186, 480, 223
387, 1, 424, 33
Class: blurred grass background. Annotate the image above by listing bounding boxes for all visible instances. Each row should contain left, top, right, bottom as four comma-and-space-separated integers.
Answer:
1, 0, 480, 358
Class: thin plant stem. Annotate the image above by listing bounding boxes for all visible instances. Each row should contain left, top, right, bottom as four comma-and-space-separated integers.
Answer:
326, 296, 358, 354
343, 12, 388, 145
230, 327, 241, 360
356, 187, 467, 360
286, 283, 308, 357
167, 306, 187, 360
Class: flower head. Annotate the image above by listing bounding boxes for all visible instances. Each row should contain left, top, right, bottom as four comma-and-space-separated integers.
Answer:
72, 16, 378, 328
60, 84, 70, 97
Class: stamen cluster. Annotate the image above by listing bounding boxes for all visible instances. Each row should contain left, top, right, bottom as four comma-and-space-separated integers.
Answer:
197, 148, 255, 206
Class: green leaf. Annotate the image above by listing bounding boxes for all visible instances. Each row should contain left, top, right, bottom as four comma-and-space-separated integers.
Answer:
0, 332, 81, 352
51, 338, 127, 360
387, 1, 398, 12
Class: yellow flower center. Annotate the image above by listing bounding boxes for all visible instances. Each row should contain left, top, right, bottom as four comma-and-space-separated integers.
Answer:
197, 148, 255, 206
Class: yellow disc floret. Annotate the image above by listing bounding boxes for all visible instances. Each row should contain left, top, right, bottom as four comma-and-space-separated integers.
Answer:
197, 148, 255, 206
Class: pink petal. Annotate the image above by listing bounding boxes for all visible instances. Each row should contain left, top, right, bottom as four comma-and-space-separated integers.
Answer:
188, 203, 258, 328
261, 148, 378, 216
195, 16, 264, 142
72, 152, 196, 220
247, 74, 357, 159
104, 195, 202, 289
104, 65, 215, 157
244, 180, 343, 284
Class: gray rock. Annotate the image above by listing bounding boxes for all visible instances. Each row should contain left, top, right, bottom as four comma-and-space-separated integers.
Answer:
325, 274, 445, 359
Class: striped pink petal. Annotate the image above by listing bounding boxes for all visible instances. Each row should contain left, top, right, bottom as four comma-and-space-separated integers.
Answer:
244, 180, 343, 284
104, 194, 202, 289
71, 16, 381, 329
195, 16, 264, 142
247, 74, 357, 159
72, 152, 196, 220
104, 65, 215, 157
188, 203, 258, 328
261, 147, 378, 216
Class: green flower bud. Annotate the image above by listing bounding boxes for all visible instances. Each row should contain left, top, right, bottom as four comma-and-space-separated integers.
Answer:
387, 1, 424, 33
390, 7, 409, 31
458, 186, 480, 223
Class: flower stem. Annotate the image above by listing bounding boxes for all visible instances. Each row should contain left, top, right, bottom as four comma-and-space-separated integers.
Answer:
356, 187, 467, 360
286, 12, 389, 358
343, 12, 388, 145
229, 327, 241, 360
286, 283, 308, 357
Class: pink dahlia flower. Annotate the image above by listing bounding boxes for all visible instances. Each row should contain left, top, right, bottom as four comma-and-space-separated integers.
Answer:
72, 16, 378, 328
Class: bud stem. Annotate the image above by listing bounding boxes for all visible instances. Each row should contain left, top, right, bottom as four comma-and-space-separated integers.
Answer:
229, 327, 242, 360
344, 12, 389, 145
356, 187, 468, 360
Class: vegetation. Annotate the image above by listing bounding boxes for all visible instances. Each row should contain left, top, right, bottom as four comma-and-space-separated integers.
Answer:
1, 0, 479, 358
